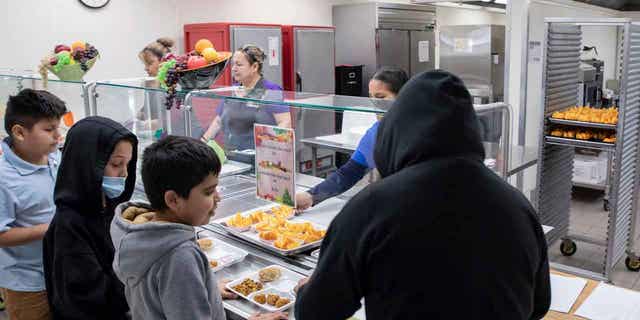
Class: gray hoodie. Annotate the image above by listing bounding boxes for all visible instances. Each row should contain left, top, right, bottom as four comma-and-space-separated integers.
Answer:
110, 202, 225, 320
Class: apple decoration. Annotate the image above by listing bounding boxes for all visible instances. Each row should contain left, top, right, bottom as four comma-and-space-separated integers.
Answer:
156, 38, 231, 109
187, 56, 208, 70
54, 45, 71, 54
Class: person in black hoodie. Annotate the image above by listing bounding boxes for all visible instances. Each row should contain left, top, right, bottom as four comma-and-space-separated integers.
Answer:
294, 70, 551, 319
43, 116, 137, 320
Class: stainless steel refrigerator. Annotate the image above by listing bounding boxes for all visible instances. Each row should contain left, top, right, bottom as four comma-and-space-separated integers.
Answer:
333, 2, 436, 96
230, 25, 284, 87
438, 25, 506, 103
439, 25, 506, 143
284, 26, 337, 174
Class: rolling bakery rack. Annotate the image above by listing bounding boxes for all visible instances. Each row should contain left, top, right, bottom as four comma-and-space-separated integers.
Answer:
536, 18, 640, 281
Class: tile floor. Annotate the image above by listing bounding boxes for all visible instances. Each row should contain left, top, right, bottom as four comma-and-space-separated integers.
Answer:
2, 188, 639, 318
548, 187, 640, 291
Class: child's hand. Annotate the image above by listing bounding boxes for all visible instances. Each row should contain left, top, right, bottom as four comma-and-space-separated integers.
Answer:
218, 279, 238, 300
248, 312, 288, 320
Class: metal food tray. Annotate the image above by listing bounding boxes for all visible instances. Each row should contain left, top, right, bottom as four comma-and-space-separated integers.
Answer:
548, 117, 617, 130
545, 136, 615, 151
226, 265, 303, 312
218, 175, 257, 199
220, 160, 253, 177
212, 205, 327, 256
197, 237, 248, 273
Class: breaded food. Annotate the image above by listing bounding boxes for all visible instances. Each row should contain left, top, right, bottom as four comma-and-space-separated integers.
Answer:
275, 297, 291, 308
266, 294, 279, 306
259, 231, 278, 241
270, 205, 294, 220
253, 294, 266, 304
209, 260, 218, 268
250, 210, 267, 224
227, 213, 253, 229
232, 279, 264, 296
259, 267, 282, 282
274, 236, 301, 250
197, 238, 214, 250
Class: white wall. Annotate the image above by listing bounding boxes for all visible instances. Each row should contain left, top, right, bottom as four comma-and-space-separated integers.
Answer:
175, 0, 345, 50
0, 0, 179, 81
177, 0, 339, 26
436, 5, 506, 26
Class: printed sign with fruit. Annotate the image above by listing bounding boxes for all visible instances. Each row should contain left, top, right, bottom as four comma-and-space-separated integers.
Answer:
39, 41, 100, 83
254, 124, 296, 208
156, 38, 232, 109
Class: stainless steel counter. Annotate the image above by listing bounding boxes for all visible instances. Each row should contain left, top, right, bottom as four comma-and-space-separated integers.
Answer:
301, 135, 538, 178
199, 174, 354, 319
196, 229, 312, 319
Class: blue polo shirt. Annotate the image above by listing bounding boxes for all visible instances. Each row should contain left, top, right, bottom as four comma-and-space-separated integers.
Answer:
350, 121, 379, 169
0, 138, 60, 291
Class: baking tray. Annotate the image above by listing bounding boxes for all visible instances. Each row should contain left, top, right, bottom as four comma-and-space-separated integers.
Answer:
545, 136, 616, 151
212, 205, 327, 256
226, 265, 303, 312
548, 117, 617, 130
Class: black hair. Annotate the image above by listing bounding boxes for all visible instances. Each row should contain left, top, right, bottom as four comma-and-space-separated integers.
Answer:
372, 67, 410, 95
142, 135, 222, 211
4, 89, 68, 137
237, 44, 266, 75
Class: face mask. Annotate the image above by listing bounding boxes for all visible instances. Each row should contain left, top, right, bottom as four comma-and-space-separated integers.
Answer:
102, 176, 127, 199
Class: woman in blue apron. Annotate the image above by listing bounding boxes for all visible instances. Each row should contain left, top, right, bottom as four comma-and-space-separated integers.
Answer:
200, 45, 291, 151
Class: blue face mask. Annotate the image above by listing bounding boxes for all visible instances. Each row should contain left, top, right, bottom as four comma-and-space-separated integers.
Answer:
102, 176, 127, 199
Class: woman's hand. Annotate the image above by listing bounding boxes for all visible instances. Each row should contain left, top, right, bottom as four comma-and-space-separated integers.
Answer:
295, 192, 313, 213
218, 279, 238, 300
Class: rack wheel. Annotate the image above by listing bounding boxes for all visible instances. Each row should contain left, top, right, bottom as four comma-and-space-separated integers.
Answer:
626, 256, 640, 272
603, 199, 610, 212
560, 240, 577, 256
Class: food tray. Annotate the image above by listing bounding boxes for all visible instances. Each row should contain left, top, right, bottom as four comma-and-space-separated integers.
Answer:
198, 237, 248, 273
212, 205, 326, 256
226, 265, 303, 312
218, 174, 256, 198
545, 136, 615, 151
548, 117, 617, 130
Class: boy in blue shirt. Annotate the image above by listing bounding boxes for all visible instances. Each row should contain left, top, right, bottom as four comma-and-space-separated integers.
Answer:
0, 89, 67, 320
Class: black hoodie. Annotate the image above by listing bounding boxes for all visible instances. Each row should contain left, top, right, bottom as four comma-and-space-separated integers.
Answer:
295, 71, 551, 319
43, 116, 137, 320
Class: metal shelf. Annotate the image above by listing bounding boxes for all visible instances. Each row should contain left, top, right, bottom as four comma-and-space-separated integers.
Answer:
573, 181, 607, 191
537, 19, 640, 281
548, 117, 617, 130
545, 136, 616, 151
